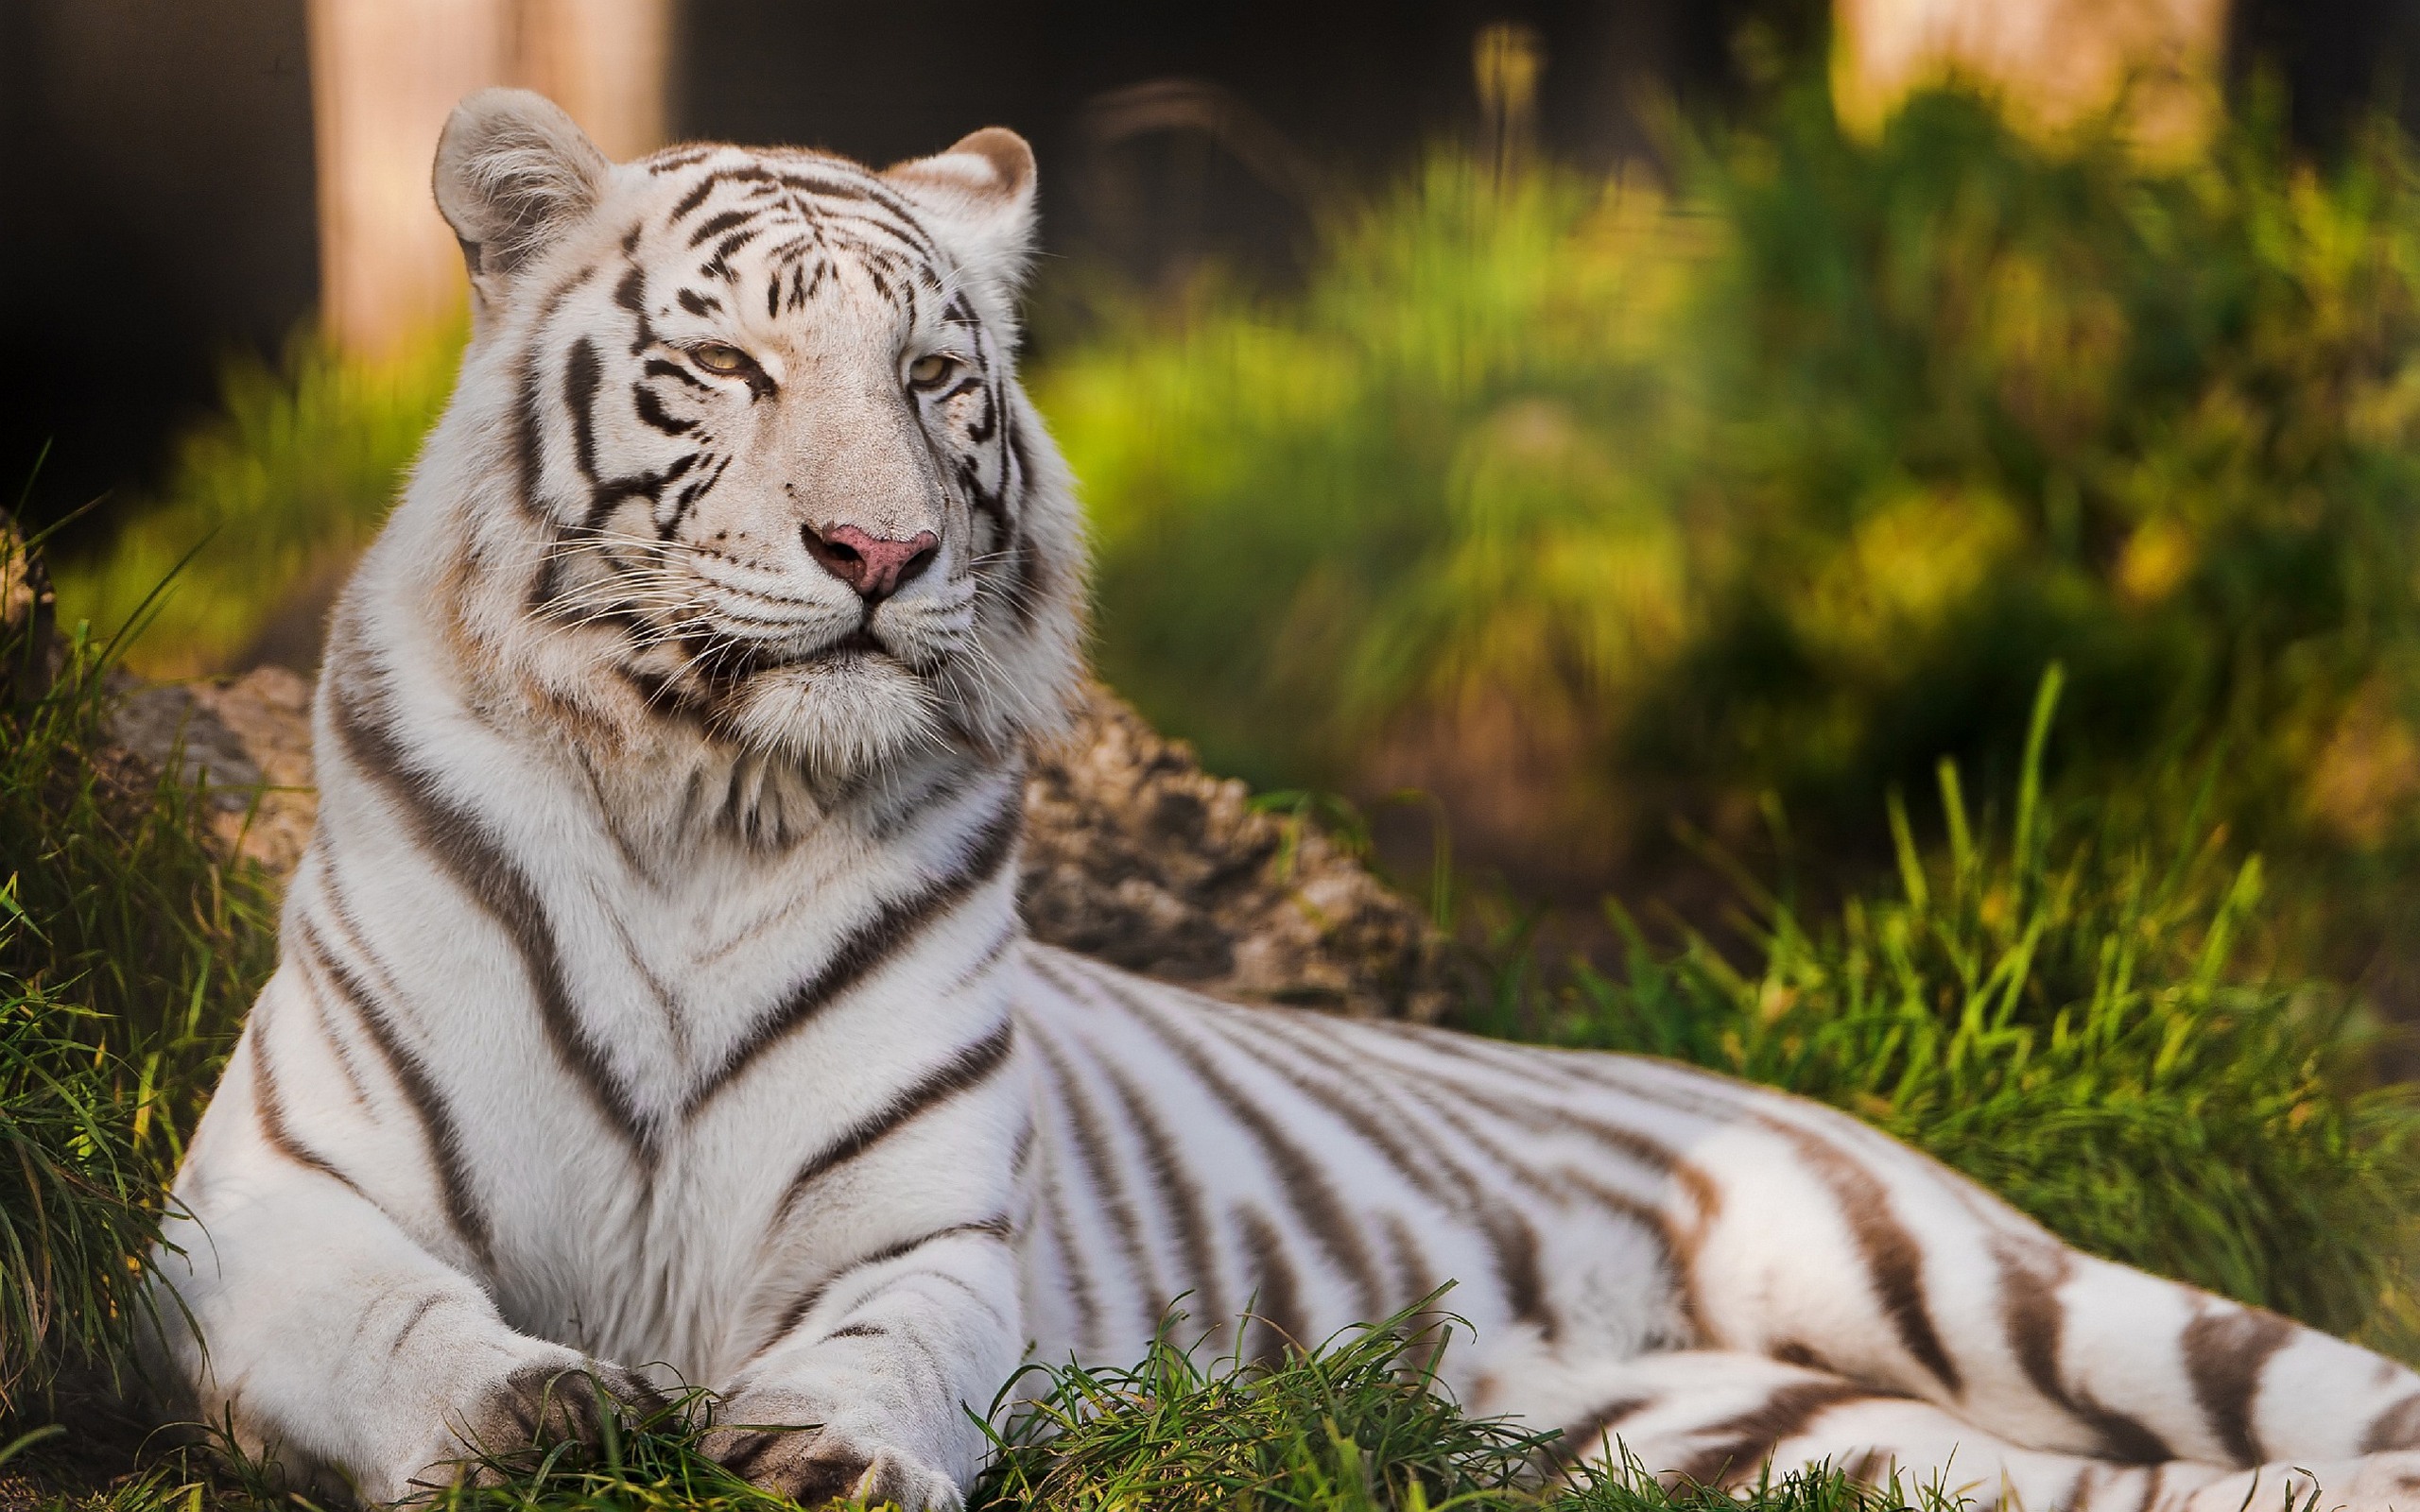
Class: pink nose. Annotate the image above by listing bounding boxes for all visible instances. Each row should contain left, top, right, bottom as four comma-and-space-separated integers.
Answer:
804, 524, 939, 602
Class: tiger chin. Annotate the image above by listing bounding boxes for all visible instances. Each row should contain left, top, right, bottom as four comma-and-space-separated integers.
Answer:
147, 88, 2420, 1512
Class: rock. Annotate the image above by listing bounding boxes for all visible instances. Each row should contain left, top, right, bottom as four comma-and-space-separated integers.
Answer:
107, 675, 1457, 1021
108, 667, 318, 875
1024, 685, 1454, 1021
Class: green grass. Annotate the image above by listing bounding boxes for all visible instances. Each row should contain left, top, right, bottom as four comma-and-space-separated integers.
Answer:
974, 1302, 1548, 1511
0, 942, 171, 1416
0, 577, 277, 1172
973, 1300, 1971, 1512
130, 1315, 1959, 1512
1464, 668, 2420, 1350
0, 514, 275, 1416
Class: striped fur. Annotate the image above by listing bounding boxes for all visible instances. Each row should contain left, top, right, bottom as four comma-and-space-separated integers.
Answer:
150, 91, 2420, 1511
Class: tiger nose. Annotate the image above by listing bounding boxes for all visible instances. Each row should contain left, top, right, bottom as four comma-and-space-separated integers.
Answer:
804, 524, 940, 602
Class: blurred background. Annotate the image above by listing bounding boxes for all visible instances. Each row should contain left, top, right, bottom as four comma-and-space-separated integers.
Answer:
13, 0, 2420, 1016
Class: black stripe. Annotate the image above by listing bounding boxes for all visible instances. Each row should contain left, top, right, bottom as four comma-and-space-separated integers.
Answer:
512, 343, 546, 517
765, 1215, 1011, 1348
648, 148, 716, 177
1549, 1395, 1652, 1470
1208, 1006, 1586, 1332
631, 384, 694, 436
328, 669, 648, 1156
643, 356, 713, 393
2363, 1392, 2420, 1452
1075, 964, 1387, 1323
2183, 1302, 2294, 1466
687, 208, 756, 247
565, 337, 602, 482
668, 174, 720, 221
684, 790, 1020, 1114
1026, 1028, 1167, 1322
709, 227, 764, 266
1769, 1122, 1962, 1398
248, 1017, 368, 1200
774, 1021, 1016, 1217
1315, 1014, 1720, 1340
1037, 1145, 1102, 1358
1993, 1239, 2170, 1463
1673, 1380, 1885, 1487
508, 267, 596, 520
296, 916, 495, 1267
657, 161, 945, 274
1094, 1055, 1228, 1339
613, 264, 657, 358
1237, 1206, 1308, 1366
388, 1292, 447, 1357
1378, 1213, 1441, 1332
302, 955, 378, 1110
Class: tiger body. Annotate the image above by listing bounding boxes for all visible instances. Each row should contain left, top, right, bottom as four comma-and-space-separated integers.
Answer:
153, 91, 2420, 1510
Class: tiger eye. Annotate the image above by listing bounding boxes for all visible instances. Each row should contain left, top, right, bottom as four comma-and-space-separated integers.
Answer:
907, 353, 957, 387
692, 343, 751, 374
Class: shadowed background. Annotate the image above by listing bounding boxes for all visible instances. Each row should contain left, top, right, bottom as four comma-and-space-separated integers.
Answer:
13, 0, 2420, 1000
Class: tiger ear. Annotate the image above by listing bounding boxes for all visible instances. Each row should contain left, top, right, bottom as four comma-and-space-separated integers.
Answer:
881, 128, 1038, 326
433, 89, 613, 307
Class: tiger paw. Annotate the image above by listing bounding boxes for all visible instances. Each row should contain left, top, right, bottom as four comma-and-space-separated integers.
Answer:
458, 1355, 669, 1464
704, 1418, 963, 1511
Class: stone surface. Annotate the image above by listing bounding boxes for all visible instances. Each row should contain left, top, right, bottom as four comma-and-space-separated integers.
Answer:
109, 667, 318, 875
1024, 685, 1453, 1021
107, 674, 1455, 1020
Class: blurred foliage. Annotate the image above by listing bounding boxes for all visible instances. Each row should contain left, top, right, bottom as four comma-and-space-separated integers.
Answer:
53, 321, 461, 679
1037, 85, 2420, 954
1469, 669, 2420, 1354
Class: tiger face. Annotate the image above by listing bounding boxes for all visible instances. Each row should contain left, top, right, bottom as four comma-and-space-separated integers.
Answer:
424, 91, 1081, 777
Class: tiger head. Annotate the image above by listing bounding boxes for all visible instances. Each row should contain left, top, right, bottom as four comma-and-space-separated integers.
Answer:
402, 89, 1082, 781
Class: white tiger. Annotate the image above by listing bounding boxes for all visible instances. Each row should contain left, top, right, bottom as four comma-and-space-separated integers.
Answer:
150, 88, 2420, 1511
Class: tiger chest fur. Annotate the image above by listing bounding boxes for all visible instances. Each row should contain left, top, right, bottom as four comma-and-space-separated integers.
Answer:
153, 88, 2420, 1512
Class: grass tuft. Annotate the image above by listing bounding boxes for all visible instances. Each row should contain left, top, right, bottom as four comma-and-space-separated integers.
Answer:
975, 1299, 1550, 1511
0, 513, 273, 1415
405, 1385, 805, 1512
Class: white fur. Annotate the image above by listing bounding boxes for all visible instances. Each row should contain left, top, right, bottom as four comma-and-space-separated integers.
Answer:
151, 93, 2420, 1512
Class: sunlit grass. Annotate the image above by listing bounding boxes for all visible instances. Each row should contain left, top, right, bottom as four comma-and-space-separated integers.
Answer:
51, 320, 462, 679
0, 519, 275, 1416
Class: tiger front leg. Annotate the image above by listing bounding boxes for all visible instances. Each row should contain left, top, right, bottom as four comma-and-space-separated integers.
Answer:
704, 1227, 1024, 1510
149, 1018, 665, 1502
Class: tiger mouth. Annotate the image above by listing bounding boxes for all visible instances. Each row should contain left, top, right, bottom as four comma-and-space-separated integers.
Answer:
711, 624, 903, 675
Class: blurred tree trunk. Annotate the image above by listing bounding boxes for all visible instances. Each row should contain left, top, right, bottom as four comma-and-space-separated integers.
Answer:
1833, 0, 2226, 152
308, 0, 669, 357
